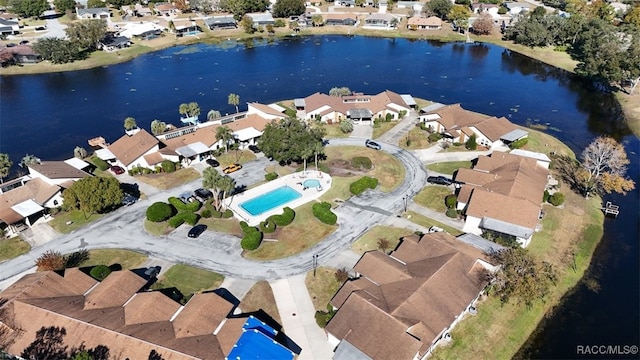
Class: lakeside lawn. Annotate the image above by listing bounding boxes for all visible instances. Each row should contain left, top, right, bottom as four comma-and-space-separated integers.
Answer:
79, 249, 148, 269
136, 167, 201, 190
152, 264, 224, 298
305, 267, 343, 311
49, 210, 104, 234
351, 226, 413, 255
240, 280, 282, 324
413, 186, 454, 213
0, 236, 31, 261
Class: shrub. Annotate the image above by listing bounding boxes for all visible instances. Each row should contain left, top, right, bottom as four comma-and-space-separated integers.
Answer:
35, 250, 65, 271
350, 176, 379, 195
445, 194, 457, 209
90, 265, 111, 281
241, 227, 263, 250
428, 132, 442, 143
161, 160, 176, 173
259, 220, 277, 233
240, 221, 250, 230
146, 202, 173, 222
201, 209, 212, 218
211, 209, 222, 218
446, 208, 458, 218
168, 197, 201, 212
543, 190, 550, 203
222, 209, 233, 218
549, 192, 565, 206
312, 202, 337, 225
265, 172, 279, 181
268, 207, 295, 226
385, 113, 393, 122
168, 212, 199, 228
168, 214, 185, 228
351, 156, 372, 170
509, 138, 529, 149
315, 307, 336, 328
90, 156, 110, 171
465, 134, 477, 150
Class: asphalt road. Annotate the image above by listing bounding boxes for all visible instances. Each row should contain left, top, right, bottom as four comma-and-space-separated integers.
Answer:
0, 138, 427, 282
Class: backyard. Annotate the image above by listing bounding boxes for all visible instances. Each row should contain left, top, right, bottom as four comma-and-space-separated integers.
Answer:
240, 280, 282, 324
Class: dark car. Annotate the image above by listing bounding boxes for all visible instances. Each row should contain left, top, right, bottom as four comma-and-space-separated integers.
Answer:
427, 176, 453, 186
188, 224, 207, 238
194, 188, 213, 200
206, 158, 220, 167
365, 139, 381, 150
122, 193, 137, 206
110, 165, 125, 175
19, 40, 29, 45
248, 145, 260, 153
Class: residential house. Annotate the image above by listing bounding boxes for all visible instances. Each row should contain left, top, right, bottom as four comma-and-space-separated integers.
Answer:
154, 2, 179, 17
27, 160, 91, 186
297, 90, 415, 124
0, 269, 298, 360
108, 129, 160, 170
76, 7, 110, 20
246, 102, 287, 120
172, 19, 201, 36
397, 1, 423, 12
326, 232, 497, 360
204, 15, 237, 30
246, 12, 275, 27
118, 21, 166, 39
453, 152, 549, 247
99, 35, 131, 51
0, 18, 19, 35
504, 2, 530, 15
363, 13, 398, 29
407, 16, 442, 30
0, 45, 41, 66
323, 13, 357, 26
123, 3, 154, 17
471, 3, 499, 15
0, 178, 62, 235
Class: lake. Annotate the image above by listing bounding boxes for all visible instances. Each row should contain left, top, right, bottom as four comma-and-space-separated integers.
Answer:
0, 35, 638, 358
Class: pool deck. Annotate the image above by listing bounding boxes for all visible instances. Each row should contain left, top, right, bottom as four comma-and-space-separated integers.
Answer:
225, 171, 332, 226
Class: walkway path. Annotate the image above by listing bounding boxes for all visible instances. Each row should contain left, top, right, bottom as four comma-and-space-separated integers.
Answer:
376, 110, 420, 145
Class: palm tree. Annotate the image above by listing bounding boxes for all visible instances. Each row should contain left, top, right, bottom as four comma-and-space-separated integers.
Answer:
19, 154, 40, 169
207, 110, 221, 121
312, 142, 324, 172
301, 147, 314, 174
202, 167, 222, 209
228, 93, 240, 113
150, 120, 167, 135
0, 153, 12, 183
216, 126, 234, 153
219, 175, 236, 211
124, 117, 137, 131
74, 146, 87, 159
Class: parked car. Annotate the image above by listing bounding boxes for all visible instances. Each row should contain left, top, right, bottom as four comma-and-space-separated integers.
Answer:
188, 224, 207, 238
223, 163, 242, 174
427, 176, 453, 186
110, 165, 125, 175
365, 139, 381, 150
194, 188, 213, 200
248, 145, 260, 153
206, 158, 220, 167
122, 193, 137, 206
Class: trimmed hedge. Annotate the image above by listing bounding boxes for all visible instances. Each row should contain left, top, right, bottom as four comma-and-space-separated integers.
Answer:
201, 209, 212, 218
90, 156, 110, 171
168, 212, 199, 228
351, 156, 372, 170
543, 190, 550, 203
211, 209, 223, 218
240, 226, 263, 250
268, 207, 295, 226
312, 202, 337, 225
265, 172, 279, 181
90, 265, 111, 281
161, 160, 176, 173
350, 176, 379, 195
445, 194, 457, 209
146, 202, 173, 222
259, 220, 277, 233
549, 192, 565, 206
509, 138, 529, 149
168, 197, 202, 212
446, 208, 458, 218
222, 209, 233, 218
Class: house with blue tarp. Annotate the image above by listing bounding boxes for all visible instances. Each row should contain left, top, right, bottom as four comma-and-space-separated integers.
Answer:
227, 315, 296, 360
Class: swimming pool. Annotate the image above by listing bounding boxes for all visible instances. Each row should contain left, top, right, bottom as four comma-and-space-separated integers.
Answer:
303, 179, 321, 188
239, 186, 302, 216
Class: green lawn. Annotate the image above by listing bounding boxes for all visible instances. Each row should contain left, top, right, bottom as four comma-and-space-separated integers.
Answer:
199, 217, 243, 236
351, 226, 413, 255
152, 264, 224, 297
413, 186, 454, 212
136, 167, 201, 190
0, 236, 31, 261
144, 219, 173, 236
427, 161, 472, 175
404, 211, 463, 236
49, 210, 104, 234
372, 121, 397, 139
399, 127, 432, 149
319, 124, 350, 139
216, 150, 257, 166
320, 176, 356, 206
79, 249, 148, 269
305, 267, 343, 311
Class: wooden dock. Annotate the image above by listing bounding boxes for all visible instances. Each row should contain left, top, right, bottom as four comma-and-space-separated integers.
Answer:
602, 201, 620, 217
88, 136, 109, 149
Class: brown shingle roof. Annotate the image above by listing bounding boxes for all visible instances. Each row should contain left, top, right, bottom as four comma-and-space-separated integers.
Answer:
428, 103, 489, 130
0, 178, 61, 224
173, 292, 234, 338
304, 91, 411, 118
108, 129, 159, 166
466, 188, 541, 229
473, 116, 517, 141
28, 161, 90, 180
124, 292, 181, 325
84, 271, 147, 309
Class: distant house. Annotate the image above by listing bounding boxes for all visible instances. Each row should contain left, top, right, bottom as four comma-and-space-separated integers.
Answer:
0, 45, 41, 66
363, 13, 397, 29
118, 21, 165, 39
0, 178, 63, 235
204, 15, 237, 30
172, 19, 201, 36
326, 232, 497, 359
0, 269, 298, 359
76, 7, 110, 20
407, 16, 442, 30
324, 13, 357, 26
471, 3, 499, 15
504, 1, 530, 15
0, 18, 19, 35
246, 12, 275, 27
154, 2, 178, 17
108, 129, 160, 170
454, 152, 549, 247
246, 102, 287, 120
27, 160, 91, 186
99, 35, 131, 51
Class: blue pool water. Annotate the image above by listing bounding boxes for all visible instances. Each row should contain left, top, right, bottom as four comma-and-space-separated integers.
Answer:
303, 179, 321, 188
239, 186, 302, 216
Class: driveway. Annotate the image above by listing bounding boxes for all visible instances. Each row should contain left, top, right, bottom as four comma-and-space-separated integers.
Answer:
39, 11, 67, 39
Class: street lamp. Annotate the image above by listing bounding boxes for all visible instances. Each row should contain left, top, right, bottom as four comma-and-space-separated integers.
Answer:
313, 254, 319, 277
402, 196, 408, 213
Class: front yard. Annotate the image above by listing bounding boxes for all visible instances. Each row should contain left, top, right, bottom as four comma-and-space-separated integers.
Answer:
240, 280, 282, 324
0, 236, 31, 261
351, 226, 412, 255
427, 161, 472, 175
49, 210, 104, 234
413, 186, 454, 213
151, 264, 224, 298
136, 167, 201, 190
305, 267, 343, 311
79, 249, 148, 269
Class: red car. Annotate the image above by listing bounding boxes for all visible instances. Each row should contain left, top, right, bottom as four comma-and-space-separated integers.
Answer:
110, 166, 125, 175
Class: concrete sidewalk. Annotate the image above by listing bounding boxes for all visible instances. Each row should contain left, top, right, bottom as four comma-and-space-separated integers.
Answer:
376, 111, 420, 145
270, 275, 333, 360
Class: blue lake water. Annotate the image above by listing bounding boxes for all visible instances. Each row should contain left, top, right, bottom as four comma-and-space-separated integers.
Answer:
0, 35, 638, 357
239, 185, 302, 216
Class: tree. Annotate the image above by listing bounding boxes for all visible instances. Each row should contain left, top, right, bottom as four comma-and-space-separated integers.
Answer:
218, 175, 236, 210
32, 37, 81, 64
0, 153, 12, 182
148, 349, 165, 360
124, 117, 137, 131
241, 15, 255, 33
62, 176, 124, 219
21, 326, 68, 359
312, 142, 324, 171
9, 0, 47, 18
19, 154, 40, 168
488, 248, 557, 307
203, 167, 232, 210
53, 0, 76, 12
465, 134, 477, 150
65, 19, 108, 51
377, 238, 391, 253
624, 5, 640, 27
448, 5, 471, 30
426, 0, 452, 19
578, 136, 635, 197
86, 0, 104, 8
207, 109, 221, 121
472, 13, 493, 35
74, 146, 88, 159
339, 118, 353, 133
220, 0, 269, 19
228, 93, 240, 112
272, 0, 305, 18
258, 117, 325, 167
312, 14, 323, 26
178, 102, 201, 119
35, 250, 66, 271
151, 119, 167, 135
328, 87, 351, 96
216, 126, 235, 152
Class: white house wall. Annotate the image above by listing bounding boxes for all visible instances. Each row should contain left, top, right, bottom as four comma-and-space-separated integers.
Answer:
462, 215, 483, 235
43, 192, 64, 208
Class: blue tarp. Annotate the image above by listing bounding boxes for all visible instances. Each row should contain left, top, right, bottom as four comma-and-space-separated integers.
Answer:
226, 316, 295, 360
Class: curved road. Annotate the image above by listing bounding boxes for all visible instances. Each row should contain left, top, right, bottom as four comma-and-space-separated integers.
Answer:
0, 138, 427, 282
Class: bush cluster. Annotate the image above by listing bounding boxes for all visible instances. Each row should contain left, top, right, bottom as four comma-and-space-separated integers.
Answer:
465, 135, 477, 150
168, 212, 199, 227
265, 172, 279, 181
259, 220, 277, 233
446, 208, 458, 218
350, 176, 379, 195
268, 207, 295, 226
509, 138, 529, 149
240, 226, 263, 250
548, 192, 565, 206
90, 156, 110, 171
161, 160, 176, 173
146, 202, 174, 222
312, 202, 337, 225
168, 197, 201, 212
90, 265, 111, 281
201, 209, 212, 218
543, 190, 550, 202
428, 132, 442, 143
351, 156, 372, 170
445, 194, 457, 209
222, 209, 233, 218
